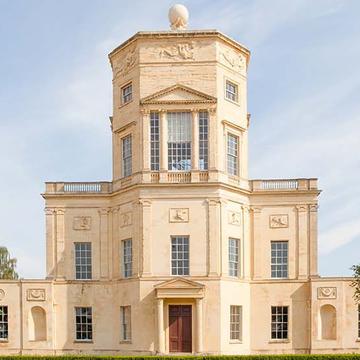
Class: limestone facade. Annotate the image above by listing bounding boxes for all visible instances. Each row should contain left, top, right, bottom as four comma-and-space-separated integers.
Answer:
0, 29, 359, 355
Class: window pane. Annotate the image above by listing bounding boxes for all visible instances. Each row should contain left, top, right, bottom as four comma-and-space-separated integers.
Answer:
120, 306, 131, 341
122, 84, 132, 104
150, 112, 160, 171
271, 241, 288, 278
75, 243, 92, 280
227, 134, 238, 176
75, 307, 92, 341
226, 81, 238, 102
122, 239, 132, 278
271, 306, 288, 340
171, 236, 189, 275
230, 305, 242, 340
167, 112, 192, 171
122, 135, 132, 177
199, 111, 208, 170
229, 238, 240, 277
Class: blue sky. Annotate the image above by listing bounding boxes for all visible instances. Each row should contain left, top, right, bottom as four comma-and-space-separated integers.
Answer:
0, 0, 359, 278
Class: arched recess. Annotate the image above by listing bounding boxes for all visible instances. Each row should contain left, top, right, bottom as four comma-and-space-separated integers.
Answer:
319, 304, 336, 340
28, 306, 47, 341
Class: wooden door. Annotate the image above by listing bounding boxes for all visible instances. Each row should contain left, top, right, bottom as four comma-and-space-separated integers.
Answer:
169, 305, 192, 352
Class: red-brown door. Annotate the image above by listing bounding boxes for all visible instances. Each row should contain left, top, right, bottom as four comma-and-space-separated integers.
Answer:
169, 305, 192, 352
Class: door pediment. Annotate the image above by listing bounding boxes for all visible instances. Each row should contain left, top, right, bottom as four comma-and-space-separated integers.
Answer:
140, 84, 217, 105
155, 277, 205, 298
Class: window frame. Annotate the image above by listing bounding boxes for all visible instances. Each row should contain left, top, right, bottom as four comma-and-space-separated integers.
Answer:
74, 242, 92, 280
225, 80, 238, 103
171, 236, 190, 276
122, 239, 132, 278
121, 82, 133, 105
120, 305, 132, 342
121, 134, 132, 178
228, 237, 240, 277
75, 307, 93, 342
271, 306, 289, 340
150, 112, 160, 171
271, 241, 289, 279
227, 133, 239, 176
230, 305, 242, 342
0, 306, 8, 340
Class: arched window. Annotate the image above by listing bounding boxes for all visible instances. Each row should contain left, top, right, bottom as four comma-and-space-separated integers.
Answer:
319, 304, 336, 340
28, 306, 47, 341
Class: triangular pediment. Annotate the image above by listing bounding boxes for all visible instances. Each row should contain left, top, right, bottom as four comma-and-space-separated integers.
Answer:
140, 84, 217, 105
155, 277, 205, 290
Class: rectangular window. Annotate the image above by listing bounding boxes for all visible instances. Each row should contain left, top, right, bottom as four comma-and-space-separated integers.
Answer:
271, 306, 288, 340
122, 83, 132, 104
230, 305, 242, 341
150, 112, 160, 171
75, 307, 92, 341
171, 236, 189, 276
229, 238, 239, 277
122, 135, 132, 177
227, 133, 239, 176
122, 239, 132, 278
120, 306, 131, 341
75, 242, 92, 280
271, 241, 288, 278
199, 111, 208, 170
167, 112, 192, 171
0, 306, 8, 340
226, 80, 238, 102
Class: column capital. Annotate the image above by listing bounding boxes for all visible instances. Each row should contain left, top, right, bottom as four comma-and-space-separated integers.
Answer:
45, 207, 55, 215
310, 204, 319, 212
98, 208, 110, 215
55, 208, 65, 215
207, 198, 222, 206
140, 108, 151, 115
296, 204, 308, 212
250, 206, 262, 214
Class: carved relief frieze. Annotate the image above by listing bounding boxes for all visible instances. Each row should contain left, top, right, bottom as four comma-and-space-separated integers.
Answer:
120, 211, 133, 228
73, 216, 92, 230
114, 47, 137, 79
269, 214, 289, 229
0, 289, 5, 301
220, 50, 245, 72
317, 287, 337, 300
228, 211, 241, 226
169, 208, 189, 223
159, 42, 195, 60
27, 289, 46, 301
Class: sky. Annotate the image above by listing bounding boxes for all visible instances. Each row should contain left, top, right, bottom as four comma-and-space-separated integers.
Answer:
0, 0, 359, 278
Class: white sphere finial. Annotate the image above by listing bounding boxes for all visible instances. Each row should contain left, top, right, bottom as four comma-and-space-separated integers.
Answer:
168, 4, 189, 31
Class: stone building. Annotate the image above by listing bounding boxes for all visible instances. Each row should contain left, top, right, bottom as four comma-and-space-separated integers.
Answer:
0, 5, 359, 356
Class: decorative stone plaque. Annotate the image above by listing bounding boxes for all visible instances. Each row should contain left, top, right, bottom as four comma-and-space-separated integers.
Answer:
120, 212, 132, 228
317, 287, 337, 299
228, 211, 241, 226
27, 289, 46, 301
73, 216, 91, 230
269, 214, 288, 228
169, 208, 189, 223
0, 289, 5, 301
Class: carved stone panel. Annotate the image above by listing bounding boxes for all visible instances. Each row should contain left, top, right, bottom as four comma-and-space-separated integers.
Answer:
27, 289, 46, 301
269, 214, 289, 228
219, 49, 245, 73
228, 211, 241, 226
73, 216, 92, 230
114, 47, 137, 79
317, 287, 337, 299
0, 289, 5, 301
159, 42, 195, 61
120, 212, 133, 228
169, 208, 189, 223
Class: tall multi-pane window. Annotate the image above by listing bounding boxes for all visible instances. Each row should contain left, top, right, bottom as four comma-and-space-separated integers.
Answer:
122, 135, 132, 177
0, 306, 8, 340
150, 112, 160, 171
229, 238, 239, 277
358, 304, 360, 338
199, 111, 208, 170
75, 242, 92, 280
168, 112, 192, 171
227, 133, 239, 176
225, 80, 238, 102
271, 241, 288, 278
121, 83, 132, 104
120, 306, 131, 341
122, 239, 132, 278
171, 236, 189, 276
75, 307, 92, 341
271, 306, 288, 340
230, 305, 242, 341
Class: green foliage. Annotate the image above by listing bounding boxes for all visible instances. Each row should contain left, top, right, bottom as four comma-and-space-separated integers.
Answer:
0, 356, 349, 359
351, 263, 360, 304
0, 246, 18, 280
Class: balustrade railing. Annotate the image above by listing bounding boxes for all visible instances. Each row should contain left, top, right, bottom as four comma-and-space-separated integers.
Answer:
45, 182, 112, 194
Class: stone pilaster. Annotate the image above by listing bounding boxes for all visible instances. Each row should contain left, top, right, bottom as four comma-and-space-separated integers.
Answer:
250, 206, 262, 279
296, 205, 308, 279
139, 199, 152, 276
55, 208, 65, 279
309, 204, 319, 277
99, 208, 110, 279
207, 198, 221, 276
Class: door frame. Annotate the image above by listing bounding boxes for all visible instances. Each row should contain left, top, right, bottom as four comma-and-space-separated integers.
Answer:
165, 300, 194, 354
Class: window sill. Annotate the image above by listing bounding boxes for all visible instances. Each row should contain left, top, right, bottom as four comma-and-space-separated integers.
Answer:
356, 339, 360, 342
119, 340, 132, 344
229, 340, 242, 344
74, 340, 93, 344
269, 339, 290, 344
225, 97, 240, 107
119, 99, 133, 109
0, 339, 8, 343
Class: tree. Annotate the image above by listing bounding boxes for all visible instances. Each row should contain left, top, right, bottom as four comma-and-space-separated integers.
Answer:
0, 247, 19, 280
350, 264, 360, 303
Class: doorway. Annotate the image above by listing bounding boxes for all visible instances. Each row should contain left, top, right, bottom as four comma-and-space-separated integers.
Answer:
169, 305, 192, 352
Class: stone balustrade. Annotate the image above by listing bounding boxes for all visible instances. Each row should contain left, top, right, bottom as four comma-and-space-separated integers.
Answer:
45, 182, 112, 194
250, 178, 318, 192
